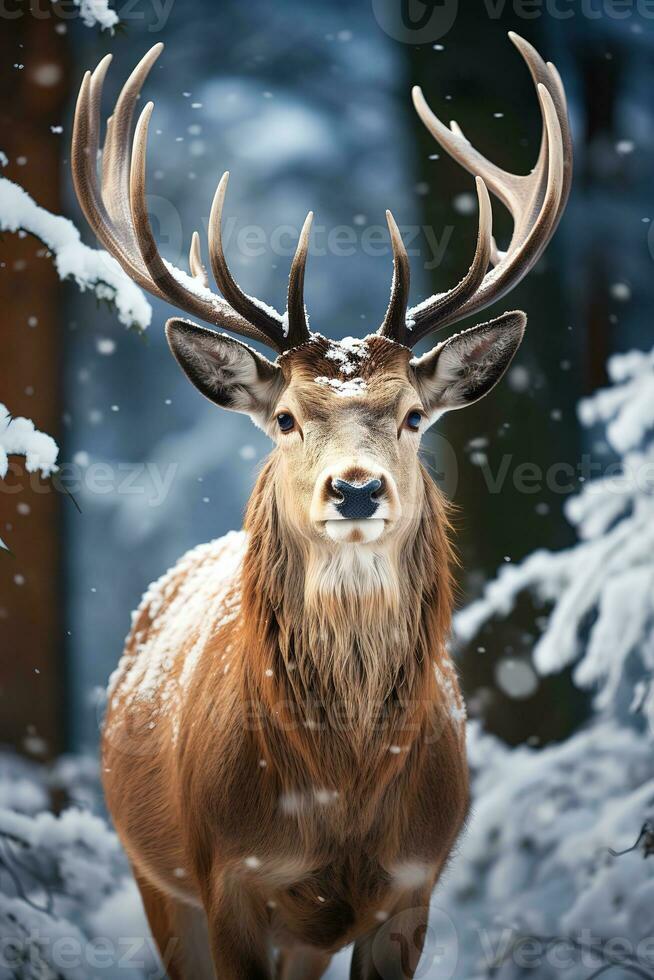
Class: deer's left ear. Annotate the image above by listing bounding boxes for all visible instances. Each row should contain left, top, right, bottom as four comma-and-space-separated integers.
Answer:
411, 311, 526, 420
165, 318, 284, 427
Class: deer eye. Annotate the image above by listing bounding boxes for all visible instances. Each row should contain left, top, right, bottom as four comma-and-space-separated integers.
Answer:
405, 410, 423, 432
277, 412, 295, 433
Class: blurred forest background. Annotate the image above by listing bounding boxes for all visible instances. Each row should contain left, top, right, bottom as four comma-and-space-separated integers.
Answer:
0, 3, 651, 757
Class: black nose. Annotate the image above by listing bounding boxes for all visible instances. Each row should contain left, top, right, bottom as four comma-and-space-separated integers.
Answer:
332, 478, 382, 520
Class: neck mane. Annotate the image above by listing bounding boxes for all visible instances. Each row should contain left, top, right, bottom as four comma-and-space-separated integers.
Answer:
237, 456, 456, 789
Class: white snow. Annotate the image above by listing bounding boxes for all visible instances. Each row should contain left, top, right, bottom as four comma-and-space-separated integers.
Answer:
0, 759, 158, 980
106, 531, 246, 746
244, 289, 285, 324
313, 337, 372, 395
0, 403, 59, 479
324, 336, 369, 376
0, 177, 151, 331
407, 290, 447, 320
162, 258, 284, 325
578, 347, 654, 453
72, 0, 119, 31
434, 658, 467, 727
430, 721, 654, 979
315, 375, 368, 396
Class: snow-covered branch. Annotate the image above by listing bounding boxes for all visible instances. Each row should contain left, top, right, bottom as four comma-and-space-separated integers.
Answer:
0, 404, 59, 482
0, 177, 151, 331
433, 347, 654, 978
0, 405, 59, 552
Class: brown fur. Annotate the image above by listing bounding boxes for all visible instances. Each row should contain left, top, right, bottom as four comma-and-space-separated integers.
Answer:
102, 338, 469, 979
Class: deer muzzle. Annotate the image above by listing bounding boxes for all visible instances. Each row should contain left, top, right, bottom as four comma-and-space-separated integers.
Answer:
310, 465, 400, 544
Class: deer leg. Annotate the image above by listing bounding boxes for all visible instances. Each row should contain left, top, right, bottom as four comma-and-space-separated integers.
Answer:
206, 885, 273, 979
277, 945, 333, 979
132, 868, 214, 980
350, 892, 432, 980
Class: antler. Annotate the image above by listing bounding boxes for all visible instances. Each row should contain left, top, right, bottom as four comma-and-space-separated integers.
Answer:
379, 32, 572, 348
71, 44, 312, 353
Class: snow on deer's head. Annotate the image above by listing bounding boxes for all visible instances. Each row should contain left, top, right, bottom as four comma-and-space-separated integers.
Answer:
72, 35, 570, 593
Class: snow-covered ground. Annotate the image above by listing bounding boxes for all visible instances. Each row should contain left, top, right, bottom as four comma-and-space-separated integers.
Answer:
0, 754, 158, 980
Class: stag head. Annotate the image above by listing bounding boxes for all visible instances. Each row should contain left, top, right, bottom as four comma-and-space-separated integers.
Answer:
72, 34, 571, 556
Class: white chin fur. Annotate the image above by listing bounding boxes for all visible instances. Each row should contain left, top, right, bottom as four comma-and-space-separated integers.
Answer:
324, 519, 385, 544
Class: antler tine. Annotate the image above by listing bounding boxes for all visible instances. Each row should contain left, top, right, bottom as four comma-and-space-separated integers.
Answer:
547, 60, 568, 118
100, 44, 163, 253
412, 88, 520, 216
452, 84, 564, 324
407, 176, 492, 345
208, 172, 286, 347
87, 51, 168, 292
129, 103, 272, 346
189, 232, 209, 288
285, 211, 313, 348
379, 210, 411, 345
380, 177, 491, 345
74, 66, 165, 296
508, 32, 572, 231
403, 33, 572, 343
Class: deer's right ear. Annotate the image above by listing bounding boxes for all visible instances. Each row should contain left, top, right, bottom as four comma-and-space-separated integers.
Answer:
165, 318, 284, 426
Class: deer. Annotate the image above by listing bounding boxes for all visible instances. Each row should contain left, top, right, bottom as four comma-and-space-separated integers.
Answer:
71, 32, 571, 980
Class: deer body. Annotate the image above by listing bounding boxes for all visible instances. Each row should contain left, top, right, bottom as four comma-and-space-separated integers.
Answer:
104, 340, 468, 977
104, 488, 467, 977
73, 31, 571, 979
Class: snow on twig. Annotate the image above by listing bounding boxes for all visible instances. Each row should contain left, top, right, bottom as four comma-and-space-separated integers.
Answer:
0, 404, 59, 482
0, 404, 59, 552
